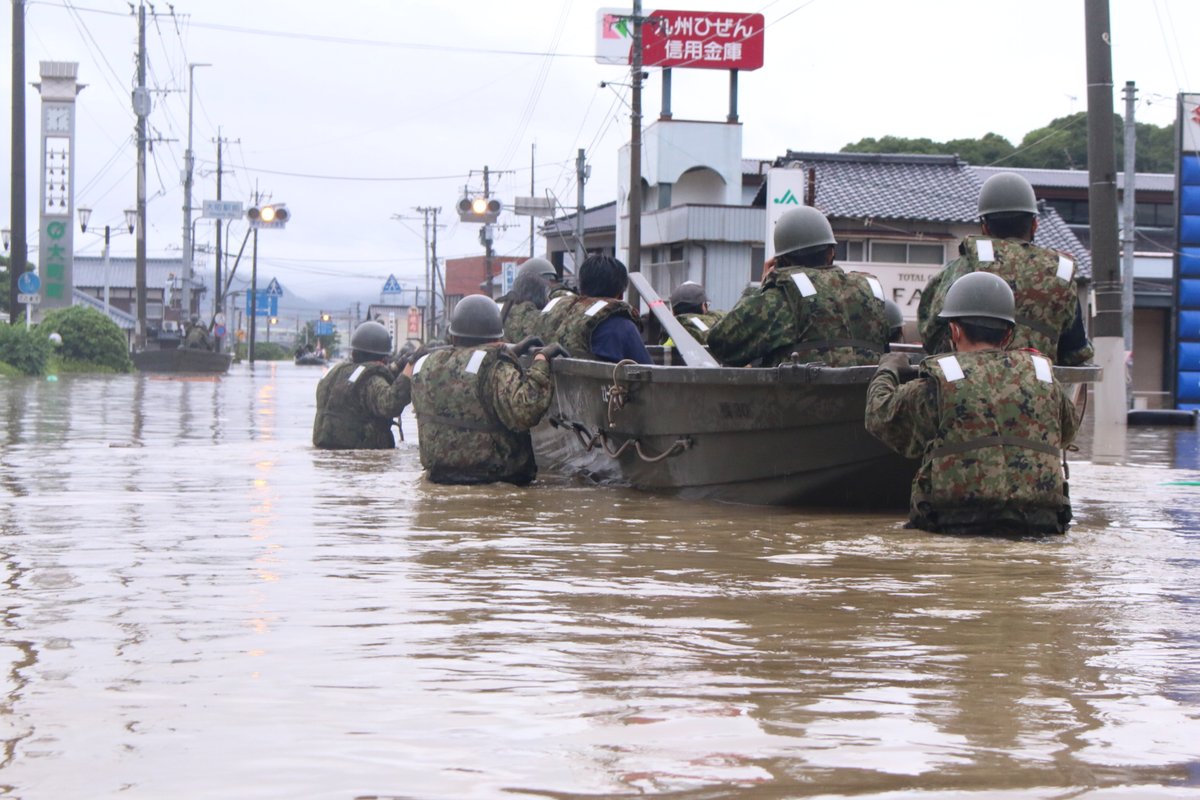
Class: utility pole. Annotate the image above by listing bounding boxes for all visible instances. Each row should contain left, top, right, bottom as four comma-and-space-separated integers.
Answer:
1084, 0, 1126, 452
1121, 81, 1137, 390
575, 148, 588, 271
431, 207, 444, 337
181, 62, 209, 320
414, 205, 442, 342
9, 0, 27, 324
134, 1, 148, 349
483, 165, 494, 296
627, 0, 645, 312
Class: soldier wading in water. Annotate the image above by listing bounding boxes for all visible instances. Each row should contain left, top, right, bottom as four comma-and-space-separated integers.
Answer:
410, 294, 564, 485
865, 272, 1081, 535
312, 320, 411, 450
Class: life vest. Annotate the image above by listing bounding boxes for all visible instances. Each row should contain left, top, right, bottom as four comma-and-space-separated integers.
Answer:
312, 361, 396, 449
912, 349, 1070, 533
766, 265, 889, 366
502, 300, 543, 343
949, 236, 1079, 356
410, 343, 537, 485
671, 311, 724, 345
535, 295, 637, 360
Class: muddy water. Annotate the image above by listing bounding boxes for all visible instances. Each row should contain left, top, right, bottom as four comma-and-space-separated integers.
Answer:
1, 364, 1198, 799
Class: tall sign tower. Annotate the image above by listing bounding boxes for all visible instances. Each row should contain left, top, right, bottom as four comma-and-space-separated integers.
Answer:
34, 61, 82, 313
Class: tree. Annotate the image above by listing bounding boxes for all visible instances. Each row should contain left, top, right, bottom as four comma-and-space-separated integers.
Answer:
37, 305, 132, 372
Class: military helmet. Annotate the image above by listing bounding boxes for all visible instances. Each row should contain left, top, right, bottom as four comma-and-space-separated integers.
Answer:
937, 271, 1016, 330
978, 172, 1038, 217
669, 281, 707, 307
884, 299, 904, 330
773, 206, 836, 258
449, 294, 504, 340
518, 257, 558, 282
350, 320, 393, 357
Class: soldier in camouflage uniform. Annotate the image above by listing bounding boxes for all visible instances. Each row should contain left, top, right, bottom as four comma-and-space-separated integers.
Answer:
411, 294, 559, 485
536, 254, 651, 364
918, 171, 1093, 366
707, 206, 889, 367
183, 316, 213, 350
501, 257, 553, 343
312, 320, 410, 449
662, 281, 724, 346
866, 272, 1080, 535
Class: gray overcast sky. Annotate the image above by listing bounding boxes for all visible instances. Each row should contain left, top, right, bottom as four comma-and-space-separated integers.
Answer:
3, 0, 1199, 313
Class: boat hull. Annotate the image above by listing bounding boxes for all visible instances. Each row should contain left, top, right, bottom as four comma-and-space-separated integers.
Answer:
532, 358, 918, 508
132, 348, 233, 374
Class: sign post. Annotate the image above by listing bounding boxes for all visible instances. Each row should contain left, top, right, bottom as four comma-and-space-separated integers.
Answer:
17, 271, 41, 330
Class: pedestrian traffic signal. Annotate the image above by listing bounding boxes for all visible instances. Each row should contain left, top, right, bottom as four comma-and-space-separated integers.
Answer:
248, 204, 290, 229
457, 196, 501, 223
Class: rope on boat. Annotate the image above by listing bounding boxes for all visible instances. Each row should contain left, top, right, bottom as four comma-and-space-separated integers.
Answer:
605, 359, 637, 426
551, 418, 692, 463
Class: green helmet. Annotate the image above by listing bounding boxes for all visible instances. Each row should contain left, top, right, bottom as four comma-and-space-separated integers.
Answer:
350, 320, 392, 357
883, 299, 904, 330
937, 271, 1016, 330
978, 172, 1038, 217
773, 206, 836, 258
449, 294, 504, 340
518, 257, 557, 282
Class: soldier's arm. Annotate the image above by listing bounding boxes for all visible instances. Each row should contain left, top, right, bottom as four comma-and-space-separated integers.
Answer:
1056, 300, 1094, 366
706, 288, 791, 366
1056, 383, 1082, 447
864, 367, 937, 459
491, 358, 553, 432
916, 265, 952, 354
364, 373, 411, 419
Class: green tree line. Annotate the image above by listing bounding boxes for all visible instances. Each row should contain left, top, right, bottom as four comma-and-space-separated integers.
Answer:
841, 112, 1175, 173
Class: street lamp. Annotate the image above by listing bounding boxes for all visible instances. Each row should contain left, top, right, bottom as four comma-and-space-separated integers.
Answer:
2, 228, 10, 251
77, 207, 137, 314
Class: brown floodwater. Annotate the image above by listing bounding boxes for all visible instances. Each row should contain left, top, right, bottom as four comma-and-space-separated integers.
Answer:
1, 363, 1199, 799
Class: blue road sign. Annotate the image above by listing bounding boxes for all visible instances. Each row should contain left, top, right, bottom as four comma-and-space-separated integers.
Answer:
315, 321, 334, 336
264, 278, 284, 297
17, 271, 40, 294
382, 274, 402, 294
246, 292, 279, 317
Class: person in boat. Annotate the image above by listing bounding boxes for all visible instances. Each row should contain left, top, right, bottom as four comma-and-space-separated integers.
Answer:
312, 320, 410, 450
706, 206, 889, 367
501, 257, 554, 343
536, 254, 651, 364
662, 281, 723, 346
917, 171, 1093, 366
884, 299, 905, 346
183, 316, 213, 350
410, 294, 562, 485
865, 271, 1080, 536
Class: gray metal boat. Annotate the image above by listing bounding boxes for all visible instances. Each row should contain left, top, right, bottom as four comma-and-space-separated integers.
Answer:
131, 347, 233, 374
532, 352, 1100, 508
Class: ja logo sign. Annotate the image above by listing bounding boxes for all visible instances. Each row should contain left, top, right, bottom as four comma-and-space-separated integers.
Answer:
773, 189, 799, 205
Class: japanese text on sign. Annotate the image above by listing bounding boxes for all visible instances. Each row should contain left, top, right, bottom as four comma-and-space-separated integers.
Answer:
642, 10, 764, 71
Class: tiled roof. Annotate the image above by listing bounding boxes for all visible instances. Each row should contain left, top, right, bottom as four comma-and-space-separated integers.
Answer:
758, 152, 981, 223
542, 200, 616, 235
72, 256, 204, 290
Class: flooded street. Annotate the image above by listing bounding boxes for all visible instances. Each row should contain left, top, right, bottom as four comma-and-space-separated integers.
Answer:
2, 364, 1199, 799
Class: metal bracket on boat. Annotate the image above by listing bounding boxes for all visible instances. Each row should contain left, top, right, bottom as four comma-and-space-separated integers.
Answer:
549, 418, 692, 463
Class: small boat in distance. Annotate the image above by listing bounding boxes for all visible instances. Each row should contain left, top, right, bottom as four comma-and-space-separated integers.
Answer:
132, 347, 233, 374
294, 352, 328, 367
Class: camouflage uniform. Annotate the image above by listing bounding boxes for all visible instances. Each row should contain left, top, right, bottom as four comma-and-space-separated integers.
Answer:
183, 323, 212, 350
411, 343, 553, 485
668, 311, 724, 346
706, 265, 889, 367
502, 300, 543, 343
312, 361, 411, 449
918, 236, 1094, 365
865, 349, 1080, 534
535, 295, 639, 361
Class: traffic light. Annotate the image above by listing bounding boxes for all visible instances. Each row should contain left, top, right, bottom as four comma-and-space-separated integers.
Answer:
248, 204, 290, 229
320, 312, 331, 322
457, 195, 501, 223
